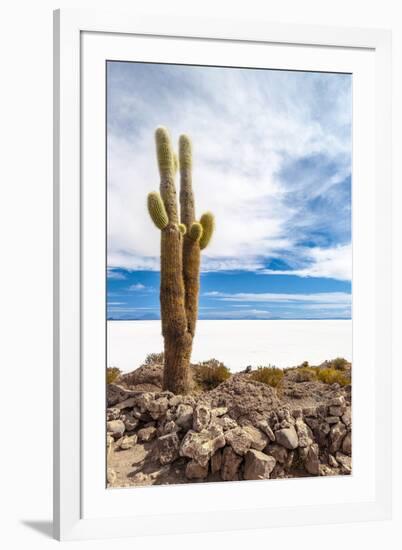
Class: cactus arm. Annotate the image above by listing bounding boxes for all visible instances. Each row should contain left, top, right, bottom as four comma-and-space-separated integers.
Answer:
147, 192, 169, 230
179, 134, 201, 337
178, 223, 187, 235
189, 222, 203, 242
199, 212, 215, 250
155, 127, 179, 224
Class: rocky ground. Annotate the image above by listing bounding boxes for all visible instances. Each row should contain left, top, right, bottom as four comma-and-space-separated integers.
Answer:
106, 362, 352, 488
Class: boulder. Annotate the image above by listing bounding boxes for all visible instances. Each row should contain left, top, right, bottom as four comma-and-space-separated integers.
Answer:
295, 418, 313, 448
329, 422, 347, 453
137, 426, 157, 443
185, 460, 209, 480
342, 432, 352, 455
211, 449, 223, 474
175, 404, 193, 430
256, 420, 275, 441
243, 449, 276, 480
221, 446, 243, 481
107, 419, 125, 440
335, 452, 352, 474
225, 427, 252, 456
193, 405, 212, 431
242, 425, 269, 451
135, 392, 155, 413
275, 426, 299, 450
304, 443, 320, 475
180, 425, 225, 467
157, 432, 180, 465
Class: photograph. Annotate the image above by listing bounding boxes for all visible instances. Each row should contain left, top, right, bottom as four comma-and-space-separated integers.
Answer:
105, 61, 352, 488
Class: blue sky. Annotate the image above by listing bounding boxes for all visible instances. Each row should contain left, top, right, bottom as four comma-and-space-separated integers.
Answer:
107, 62, 352, 320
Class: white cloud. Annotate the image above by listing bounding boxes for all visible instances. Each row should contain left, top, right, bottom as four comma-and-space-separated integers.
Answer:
261, 244, 352, 281
127, 283, 155, 292
204, 290, 351, 305
107, 65, 351, 279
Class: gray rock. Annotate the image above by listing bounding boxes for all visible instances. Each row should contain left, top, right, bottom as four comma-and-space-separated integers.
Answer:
211, 407, 228, 418
328, 454, 338, 468
256, 420, 275, 441
295, 418, 313, 448
175, 404, 193, 430
157, 432, 180, 465
123, 414, 139, 432
180, 425, 225, 467
115, 397, 136, 410
193, 405, 211, 432
107, 419, 125, 439
137, 426, 157, 442
106, 407, 121, 421
118, 435, 137, 450
329, 422, 347, 453
185, 460, 209, 480
304, 443, 320, 475
335, 451, 352, 474
148, 396, 169, 420
243, 449, 276, 480
161, 420, 179, 435
325, 416, 340, 424
242, 425, 269, 451
342, 407, 352, 427
211, 449, 223, 474
304, 417, 319, 430
329, 406, 343, 416
267, 443, 288, 464
342, 432, 352, 455
275, 426, 299, 449
215, 416, 238, 431
221, 446, 243, 481
225, 427, 252, 456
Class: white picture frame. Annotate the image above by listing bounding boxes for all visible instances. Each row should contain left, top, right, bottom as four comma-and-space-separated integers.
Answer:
53, 8, 392, 541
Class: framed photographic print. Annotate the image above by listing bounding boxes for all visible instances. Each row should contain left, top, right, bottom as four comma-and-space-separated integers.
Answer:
53, 9, 392, 541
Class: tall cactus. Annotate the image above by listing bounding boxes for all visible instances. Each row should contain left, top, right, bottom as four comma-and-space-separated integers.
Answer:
147, 127, 215, 394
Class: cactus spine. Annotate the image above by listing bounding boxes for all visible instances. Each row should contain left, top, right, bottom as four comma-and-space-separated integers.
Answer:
147, 127, 215, 394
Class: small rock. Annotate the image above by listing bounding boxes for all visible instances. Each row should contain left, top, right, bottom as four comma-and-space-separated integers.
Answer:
215, 416, 238, 431
303, 407, 317, 417
162, 420, 179, 435
242, 425, 269, 451
180, 425, 225, 467
335, 452, 352, 474
330, 396, 346, 407
329, 406, 343, 416
211, 449, 223, 474
115, 397, 136, 410
225, 427, 252, 456
329, 422, 347, 453
175, 403, 193, 430
304, 417, 319, 430
341, 407, 352, 427
266, 443, 288, 464
136, 392, 155, 413
193, 405, 212, 431
106, 419, 125, 439
319, 464, 338, 476
221, 446, 243, 481
304, 443, 320, 475
295, 418, 313, 448
185, 460, 208, 480
342, 432, 352, 455
158, 432, 180, 465
137, 426, 157, 443
275, 426, 299, 449
118, 435, 137, 450
243, 449, 276, 480
148, 396, 169, 420
328, 454, 338, 468
106, 407, 121, 421
106, 434, 114, 457
256, 420, 275, 441
123, 414, 139, 432
211, 407, 228, 418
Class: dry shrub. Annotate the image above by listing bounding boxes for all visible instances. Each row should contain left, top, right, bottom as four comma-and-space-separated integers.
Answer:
316, 367, 350, 386
106, 367, 122, 385
292, 367, 318, 382
193, 359, 231, 391
144, 352, 164, 365
251, 366, 284, 388
327, 357, 349, 371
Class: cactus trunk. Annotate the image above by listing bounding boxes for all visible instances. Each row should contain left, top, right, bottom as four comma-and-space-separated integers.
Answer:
147, 127, 215, 394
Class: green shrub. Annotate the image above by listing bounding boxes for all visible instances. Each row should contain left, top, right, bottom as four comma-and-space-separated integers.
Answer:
193, 359, 231, 390
144, 352, 164, 365
292, 367, 318, 382
106, 367, 122, 384
328, 357, 349, 371
251, 366, 284, 387
316, 367, 350, 386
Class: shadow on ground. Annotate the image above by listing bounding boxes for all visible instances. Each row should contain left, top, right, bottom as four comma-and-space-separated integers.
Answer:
21, 520, 53, 538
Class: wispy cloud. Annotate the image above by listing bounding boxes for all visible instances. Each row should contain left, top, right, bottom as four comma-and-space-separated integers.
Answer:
204, 290, 351, 305
107, 63, 351, 281
128, 283, 154, 292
